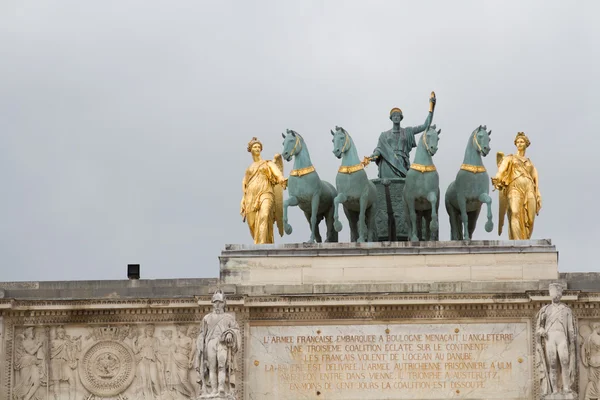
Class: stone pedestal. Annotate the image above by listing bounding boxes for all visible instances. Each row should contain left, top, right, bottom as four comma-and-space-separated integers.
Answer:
220, 239, 558, 287
542, 393, 577, 400
372, 178, 408, 241
198, 394, 236, 400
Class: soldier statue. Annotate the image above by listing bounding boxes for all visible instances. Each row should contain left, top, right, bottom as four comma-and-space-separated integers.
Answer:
196, 290, 240, 399
535, 283, 578, 399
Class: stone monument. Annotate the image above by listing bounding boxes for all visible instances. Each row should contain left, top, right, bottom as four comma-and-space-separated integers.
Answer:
535, 283, 578, 399
196, 289, 240, 399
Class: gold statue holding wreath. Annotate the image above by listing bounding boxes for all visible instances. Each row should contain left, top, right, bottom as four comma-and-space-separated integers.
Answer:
492, 132, 542, 240
240, 137, 287, 244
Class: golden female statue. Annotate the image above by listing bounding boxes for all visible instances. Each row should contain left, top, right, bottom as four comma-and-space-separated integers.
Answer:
491, 132, 542, 239
241, 137, 286, 244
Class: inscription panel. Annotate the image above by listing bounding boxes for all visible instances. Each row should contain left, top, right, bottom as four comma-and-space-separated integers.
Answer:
248, 322, 531, 400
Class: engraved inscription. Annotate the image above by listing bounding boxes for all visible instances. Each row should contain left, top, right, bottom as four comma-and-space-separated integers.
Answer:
248, 323, 530, 400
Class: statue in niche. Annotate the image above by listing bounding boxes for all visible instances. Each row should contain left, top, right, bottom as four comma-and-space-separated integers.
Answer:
165, 325, 196, 398
580, 322, 600, 400
50, 326, 81, 400
13, 327, 47, 400
133, 324, 165, 399
240, 137, 286, 244
535, 283, 578, 398
196, 290, 240, 399
364, 92, 436, 178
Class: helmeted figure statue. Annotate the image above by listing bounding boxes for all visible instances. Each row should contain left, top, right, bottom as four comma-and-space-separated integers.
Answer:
240, 137, 286, 244
364, 92, 436, 178
196, 290, 240, 399
535, 283, 578, 398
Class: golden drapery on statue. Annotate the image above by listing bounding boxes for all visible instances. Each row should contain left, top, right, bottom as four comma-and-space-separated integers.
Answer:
240, 137, 286, 244
492, 132, 542, 240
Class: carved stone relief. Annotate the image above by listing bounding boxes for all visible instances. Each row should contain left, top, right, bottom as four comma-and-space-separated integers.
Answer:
10, 323, 201, 400
579, 320, 600, 400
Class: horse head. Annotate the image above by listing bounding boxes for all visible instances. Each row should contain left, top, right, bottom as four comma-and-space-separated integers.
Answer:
472, 125, 492, 156
423, 124, 441, 156
331, 126, 350, 159
281, 129, 303, 162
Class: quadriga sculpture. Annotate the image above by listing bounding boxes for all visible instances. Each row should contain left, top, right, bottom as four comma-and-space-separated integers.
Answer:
403, 125, 441, 241
331, 126, 377, 242
445, 125, 494, 240
281, 129, 338, 243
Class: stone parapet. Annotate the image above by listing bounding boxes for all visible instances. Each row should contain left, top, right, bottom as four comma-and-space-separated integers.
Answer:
220, 239, 558, 286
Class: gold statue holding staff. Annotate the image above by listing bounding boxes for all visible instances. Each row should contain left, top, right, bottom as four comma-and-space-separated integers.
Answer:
491, 132, 542, 239
241, 137, 286, 244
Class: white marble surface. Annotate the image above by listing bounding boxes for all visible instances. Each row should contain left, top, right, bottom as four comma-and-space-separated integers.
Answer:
247, 322, 531, 400
578, 319, 600, 400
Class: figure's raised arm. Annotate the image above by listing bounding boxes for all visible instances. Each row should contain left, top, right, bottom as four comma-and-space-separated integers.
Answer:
268, 159, 287, 186
411, 92, 436, 135
492, 156, 511, 190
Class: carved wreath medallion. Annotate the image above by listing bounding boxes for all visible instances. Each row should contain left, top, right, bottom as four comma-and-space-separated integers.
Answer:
78, 340, 136, 397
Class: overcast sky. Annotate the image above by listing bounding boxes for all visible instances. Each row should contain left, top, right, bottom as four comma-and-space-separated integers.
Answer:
1, 1, 598, 282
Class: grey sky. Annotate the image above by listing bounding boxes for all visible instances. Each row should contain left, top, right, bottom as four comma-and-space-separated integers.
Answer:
1, 1, 598, 281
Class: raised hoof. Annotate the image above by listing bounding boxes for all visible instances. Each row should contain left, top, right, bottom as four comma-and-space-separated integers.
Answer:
333, 220, 343, 232
485, 220, 494, 232
284, 223, 293, 235
430, 219, 439, 232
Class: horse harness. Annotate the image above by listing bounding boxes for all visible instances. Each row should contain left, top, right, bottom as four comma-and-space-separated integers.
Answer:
338, 164, 364, 174
460, 164, 487, 174
290, 165, 316, 177
288, 134, 317, 177
460, 130, 487, 174
410, 163, 436, 173
337, 129, 364, 174
410, 130, 437, 173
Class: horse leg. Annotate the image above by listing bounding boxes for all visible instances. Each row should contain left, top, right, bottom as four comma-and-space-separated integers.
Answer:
457, 194, 470, 240
324, 206, 338, 242
416, 210, 424, 241
427, 191, 439, 240
303, 210, 322, 243
467, 208, 481, 239
445, 196, 458, 240
344, 208, 359, 242
306, 192, 322, 243
333, 193, 347, 232
422, 210, 432, 241
283, 196, 299, 235
408, 198, 419, 242
479, 193, 494, 233
357, 191, 370, 242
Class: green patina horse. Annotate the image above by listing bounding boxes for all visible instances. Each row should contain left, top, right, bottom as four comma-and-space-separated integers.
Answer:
281, 129, 338, 243
331, 126, 377, 242
403, 125, 441, 241
445, 125, 494, 240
